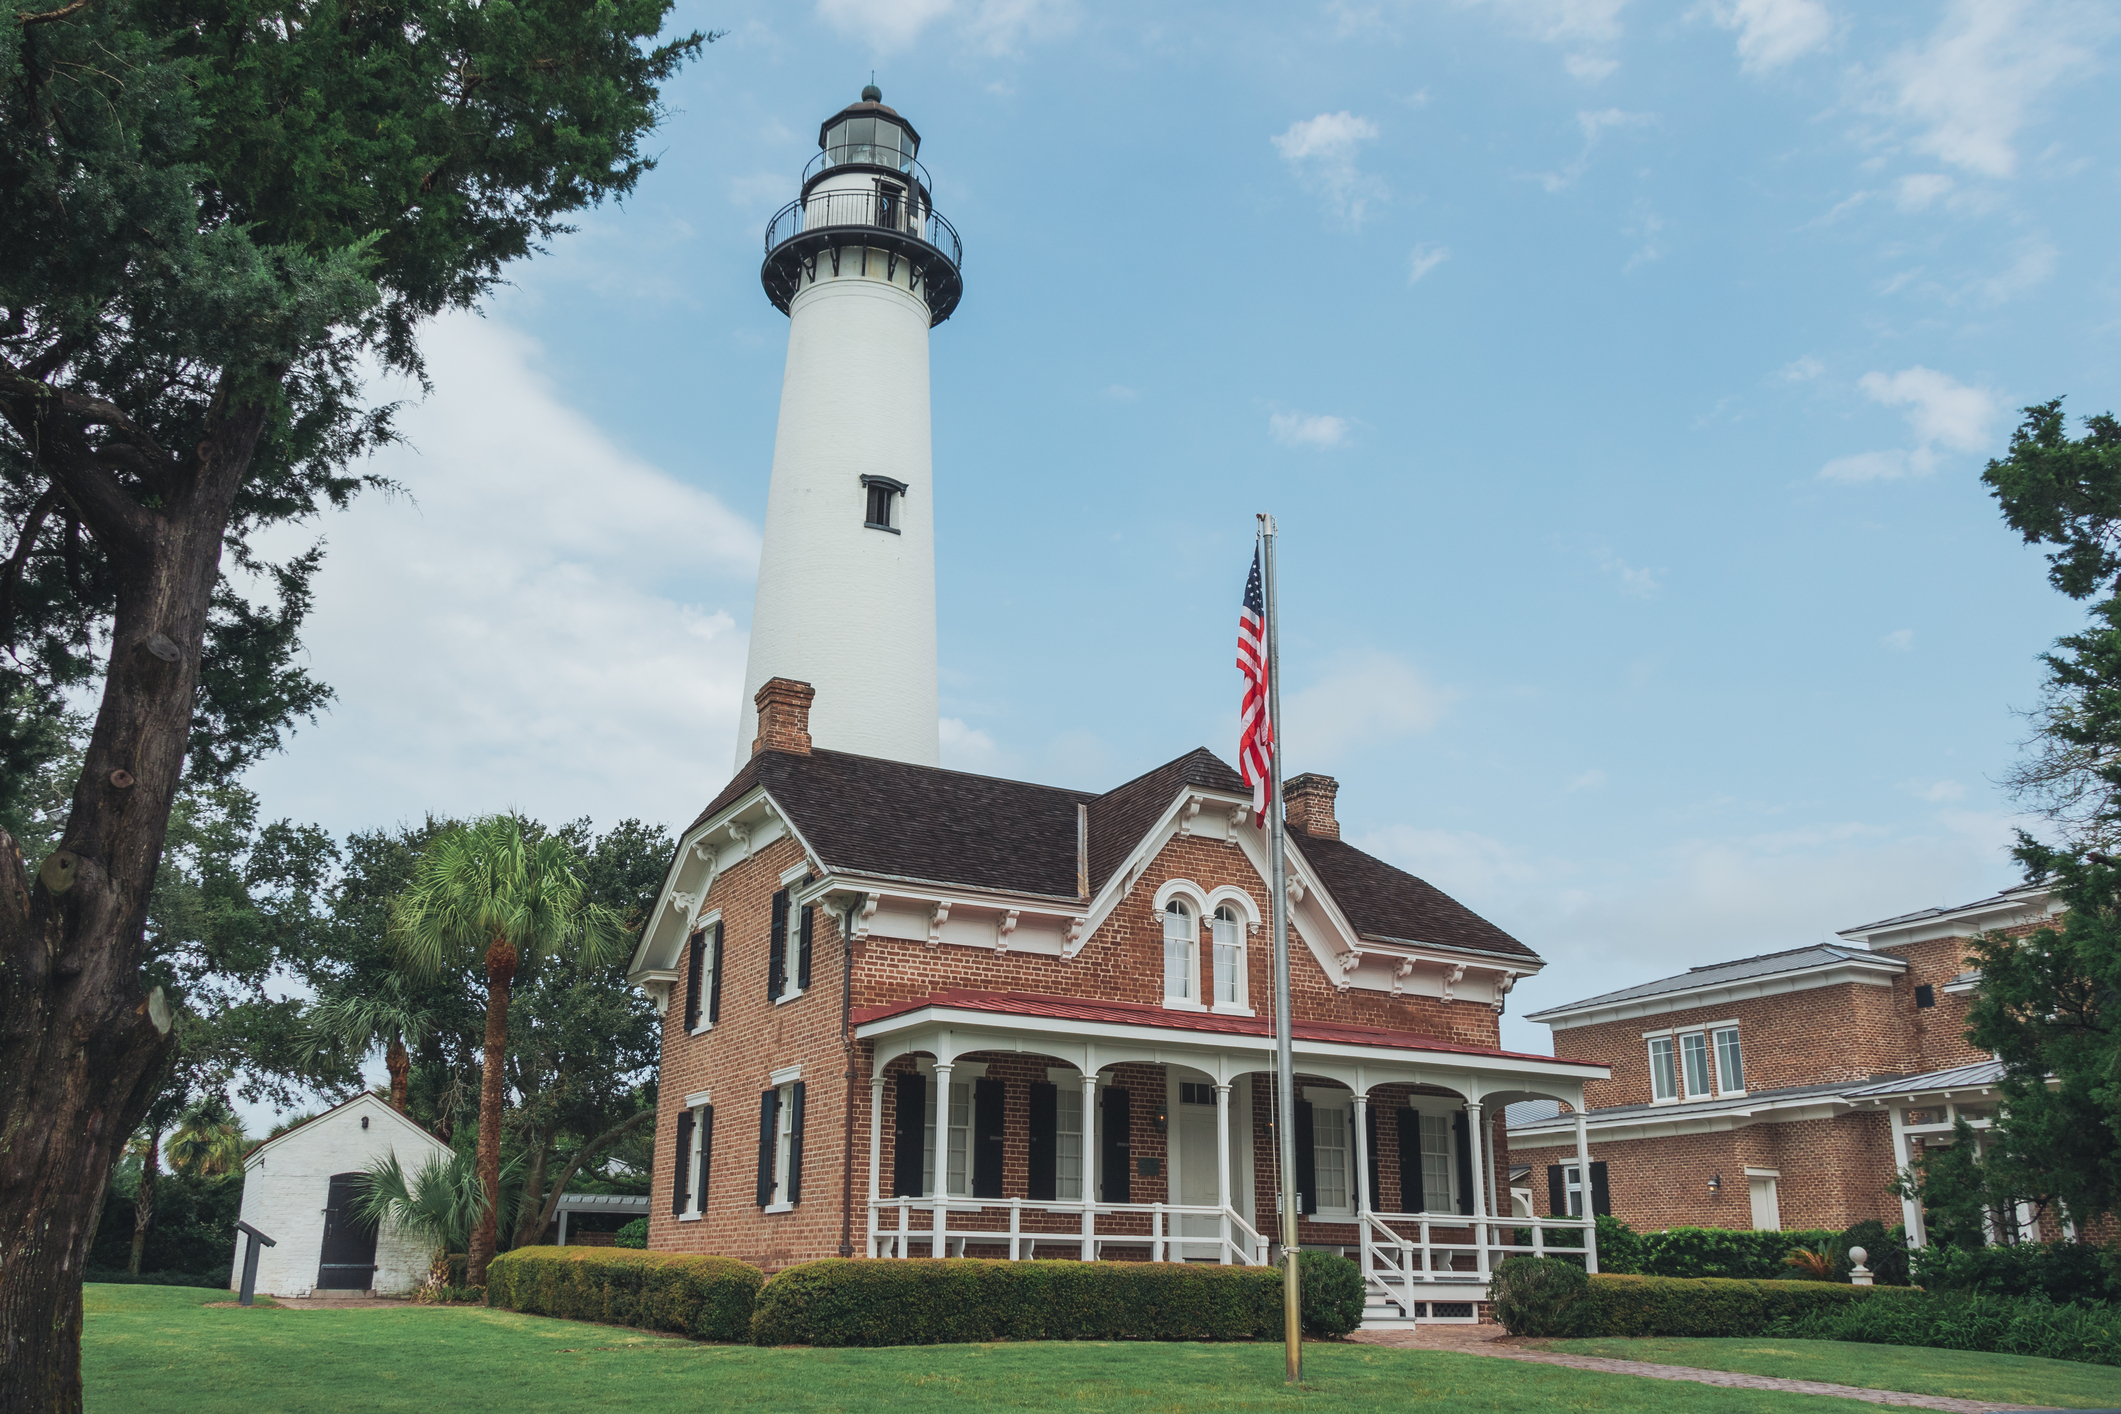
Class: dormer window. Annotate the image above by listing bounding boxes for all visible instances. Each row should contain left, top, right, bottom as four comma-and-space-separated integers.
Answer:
1163, 900, 1197, 1004
862, 475, 906, 533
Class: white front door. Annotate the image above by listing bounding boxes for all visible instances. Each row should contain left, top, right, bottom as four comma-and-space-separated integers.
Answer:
1175, 1085, 1221, 1258
1749, 1175, 1781, 1230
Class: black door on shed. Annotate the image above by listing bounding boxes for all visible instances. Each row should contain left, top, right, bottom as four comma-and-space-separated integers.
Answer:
316, 1172, 380, 1289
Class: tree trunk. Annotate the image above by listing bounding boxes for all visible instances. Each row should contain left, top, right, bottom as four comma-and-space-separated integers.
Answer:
520, 1109, 655, 1246
0, 384, 273, 1413
128, 1134, 161, 1278
466, 935, 518, 1287
513, 1135, 552, 1251
386, 1034, 410, 1113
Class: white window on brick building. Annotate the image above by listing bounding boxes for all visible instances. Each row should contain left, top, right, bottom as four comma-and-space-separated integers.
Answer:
1649, 1035, 1678, 1102
922, 1079, 971, 1197
1211, 905, 1245, 1008
1561, 1163, 1585, 1217
1715, 1026, 1745, 1094
1680, 1030, 1712, 1098
1055, 1087, 1084, 1201
1420, 1113, 1453, 1211
1310, 1095, 1352, 1215
1163, 900, 1198, 1004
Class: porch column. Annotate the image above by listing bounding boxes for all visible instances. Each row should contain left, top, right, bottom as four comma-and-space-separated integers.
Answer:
868, 1074, 885, 1255
1352, 1093, 1371, 1219
1080, 1071, 1099, 1260
1888, 1104, 1924, 1249
930, 1062, 953, 1257
1485, 1111, 1502, 1223
1463, 1101, 1488, 1279
1574, 1107, 1596, 1274
558, 1205, 570, 1247
1215, 1080, 1233, 1264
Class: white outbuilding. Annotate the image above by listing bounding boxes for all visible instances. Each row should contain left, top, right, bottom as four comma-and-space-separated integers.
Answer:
229, 1092, 452, 1297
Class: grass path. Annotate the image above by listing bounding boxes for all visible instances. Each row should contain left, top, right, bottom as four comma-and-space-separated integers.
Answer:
1538, 1335, 2117, 1409
86, 1285, 1912, 1414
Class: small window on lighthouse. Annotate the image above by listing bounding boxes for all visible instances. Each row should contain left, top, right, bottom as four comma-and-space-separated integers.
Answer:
862, 476, 906, 533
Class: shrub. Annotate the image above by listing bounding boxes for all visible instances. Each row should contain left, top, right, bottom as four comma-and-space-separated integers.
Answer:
1635, 1227, 1842, 1280
614, 1219, 648, 1250
83, 1269, 229, 1289
1835, 1219, 1909, 1286
1775, 1287, 2121, 1367
1592, 1214, 1646, 1274
1911, 1239, 2120, 1306
485, 1246, 761, 1341
750, 1259, 1297, 1347
1490, 1257, 1590, 1336
1781, 1242, 1839, 1280
1568, 1273, 1881, 1338
1298, 1252, 1365, 1338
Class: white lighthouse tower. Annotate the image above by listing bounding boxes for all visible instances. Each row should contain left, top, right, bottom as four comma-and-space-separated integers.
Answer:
736, 87, 964, 770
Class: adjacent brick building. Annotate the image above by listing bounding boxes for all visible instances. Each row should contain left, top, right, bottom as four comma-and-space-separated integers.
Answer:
627, 679, 1610, 1323
1509, 887, 2054, 1243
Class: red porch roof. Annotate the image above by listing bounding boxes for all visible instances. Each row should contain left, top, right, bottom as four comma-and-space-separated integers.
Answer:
852, 989, 1598, 1069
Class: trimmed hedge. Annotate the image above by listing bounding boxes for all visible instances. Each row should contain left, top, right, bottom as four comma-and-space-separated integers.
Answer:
1911, 1239, 2120, 1306
750, 1257, 1364, 1347
613, 1219, 648, 1250
1774, 1287, 2121, 1367
1490, 1262, 1884, 1338
485, 1246, 761, 1341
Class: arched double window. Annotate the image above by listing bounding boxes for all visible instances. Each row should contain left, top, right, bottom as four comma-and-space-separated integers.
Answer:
1211, 904, 1245, 1008
1163, 900, 1197, 1003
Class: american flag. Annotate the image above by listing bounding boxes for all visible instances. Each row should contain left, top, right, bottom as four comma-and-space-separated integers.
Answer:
1237, 545, 1274, 825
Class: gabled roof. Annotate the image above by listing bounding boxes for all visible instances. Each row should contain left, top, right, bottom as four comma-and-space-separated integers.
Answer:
1294, 833, 1538, 961
1841, 1060, 2007, 1099
241, 1092, 450, 1169
1086, 749, 1245, 893
1524, 943, 1903, 1022
1838, 883, 2053, 940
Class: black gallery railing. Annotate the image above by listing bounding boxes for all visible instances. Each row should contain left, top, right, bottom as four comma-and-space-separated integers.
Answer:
764, 190, 962, 273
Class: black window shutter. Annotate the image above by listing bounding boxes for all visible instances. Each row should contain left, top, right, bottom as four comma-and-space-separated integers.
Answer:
684, 931, 705, 1032
892, 1073, 926, 1197
1590, 1160, 1611, 1217
768, 891, 789, 1000
1100, 1087, 1130, 1204
1547, 1164, 1567, 1218
1453, 1111, 1473, 1216
698, 1104, 714, 1213
672, 1110, 694, 1216
706, 922, 725, 1025
1293, 1099, 1317, 1215
1026, 1082, 1058, 1201
1364, 1105, 1381, 1212
787, 1082, 806, 1204
755, 1089, 779, 1207
972, 1078, 1005, 1199
1397, 1109, 1424, 1213
797, 905, 815, 991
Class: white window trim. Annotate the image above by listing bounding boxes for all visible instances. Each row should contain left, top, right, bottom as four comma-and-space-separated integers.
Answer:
1561, 1162, 1587, 1218
764, 1079, 798, 1213
680, 1096, 711, 1221
689, 918, 721, 1036
1647, 1035, 1679, 1105
1677, 1029, 1714, 1100
774, 987, 804, 1006
769, 1064, 803, 1086
1209, 902, 1249, 1012
1307, 1095, 1356, 1219
1162, 897, 1201, 1008
777, 862, 813, 886
1404, 1104, 1458, 1216
1713, 1026, 1746, 1097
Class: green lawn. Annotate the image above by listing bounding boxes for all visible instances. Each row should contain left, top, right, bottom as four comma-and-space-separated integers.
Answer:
87, 1284, 1907, 1414
1541, 1335, 2119, 1409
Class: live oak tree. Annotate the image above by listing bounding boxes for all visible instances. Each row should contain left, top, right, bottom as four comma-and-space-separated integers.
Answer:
1963, 399, 2121, 1237
0, 3, 705, 1404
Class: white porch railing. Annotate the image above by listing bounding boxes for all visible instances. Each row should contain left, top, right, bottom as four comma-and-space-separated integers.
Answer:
868, 1198, 1271, 1266
1357, 1210, 1597, 1320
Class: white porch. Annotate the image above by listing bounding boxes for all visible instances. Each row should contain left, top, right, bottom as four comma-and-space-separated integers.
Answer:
855, 994, 1610, 1326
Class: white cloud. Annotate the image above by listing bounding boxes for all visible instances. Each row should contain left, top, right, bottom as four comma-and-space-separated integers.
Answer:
1602, 554, 1663, 598
1283, 653, 1455, 760
1566, 53, 1619, 80
243, 314, 760, 835
1903, 778, 1966, 802
1882, 628, 1916, 651
1359, 824, 1542, 900
1102, 384, 1140, 402
1269, 411, 1351, 449
1893, 173, 1955, 211
1623, 199, 1666, 270
1534, 108, 1653, 191
1272, 112, 1385, 227
1407, 244, 1453, 284
813, 0, 1072, 53
1822, 366, 1996, 481
1567, 769, 1608, 792
1859, 366, 1996, 451
1705, 0, 1833, 72
1458, 0, 1627, 45
1870, 0, 2100, 179
1780, 355, 1825, 382
939, 717, 1007, 773
1979, 236, 2058, 304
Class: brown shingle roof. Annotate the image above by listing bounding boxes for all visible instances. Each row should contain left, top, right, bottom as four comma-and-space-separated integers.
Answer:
1293, 832, 1540, 961
1085, 748, 1246, 893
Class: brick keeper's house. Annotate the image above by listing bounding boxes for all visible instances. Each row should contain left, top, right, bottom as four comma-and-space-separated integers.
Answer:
1509, 886, 2066, 1247
625, 680, 1611, 1325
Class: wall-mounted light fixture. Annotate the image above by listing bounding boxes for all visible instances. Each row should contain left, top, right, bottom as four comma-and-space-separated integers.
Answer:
360, 1114, 370, 1130
1151, 1106, 1168, 1134
1707, 1173, 1722, 1194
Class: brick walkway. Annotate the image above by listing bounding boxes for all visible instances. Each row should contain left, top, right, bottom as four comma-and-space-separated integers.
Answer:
1348, 1324, 2056, 1412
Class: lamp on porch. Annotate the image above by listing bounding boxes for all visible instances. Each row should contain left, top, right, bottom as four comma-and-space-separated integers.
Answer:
1708, 1173, 1722, 1194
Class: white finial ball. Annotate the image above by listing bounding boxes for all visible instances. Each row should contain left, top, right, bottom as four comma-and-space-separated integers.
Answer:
1849, 1246, 1868, 1266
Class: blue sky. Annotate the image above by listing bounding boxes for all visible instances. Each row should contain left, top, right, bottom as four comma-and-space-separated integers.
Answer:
245, 0, 2120, 1059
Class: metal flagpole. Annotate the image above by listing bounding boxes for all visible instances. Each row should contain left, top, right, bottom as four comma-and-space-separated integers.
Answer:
1260, 512, 1301, 1384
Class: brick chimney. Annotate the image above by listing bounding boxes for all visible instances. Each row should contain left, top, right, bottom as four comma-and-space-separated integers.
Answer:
751, 678, 816, 757
1282, 773, 1340, 839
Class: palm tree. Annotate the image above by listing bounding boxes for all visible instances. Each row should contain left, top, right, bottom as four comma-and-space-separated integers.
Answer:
307, 974, 438, 1114
164, 1095, 247, 1178
353, 1149, 524, 1282
390, 816, 626, 1286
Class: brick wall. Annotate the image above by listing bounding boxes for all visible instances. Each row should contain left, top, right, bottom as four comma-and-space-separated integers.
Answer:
1872, 934, 1989, 1072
